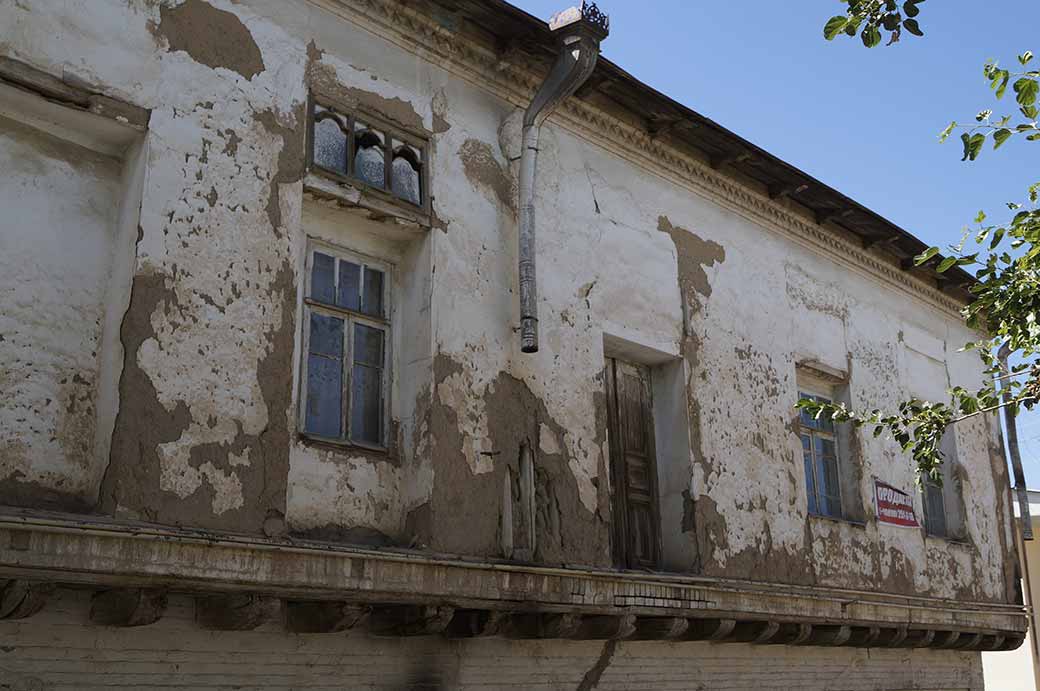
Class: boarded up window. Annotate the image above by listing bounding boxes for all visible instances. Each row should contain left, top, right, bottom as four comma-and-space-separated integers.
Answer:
605, 357, 661, 569
301, 244, 389, 447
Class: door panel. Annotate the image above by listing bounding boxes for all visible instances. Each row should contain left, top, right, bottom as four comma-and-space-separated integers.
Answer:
605, 357, 661, 569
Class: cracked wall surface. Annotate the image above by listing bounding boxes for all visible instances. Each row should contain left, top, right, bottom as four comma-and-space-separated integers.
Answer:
0, 0, 1018, 608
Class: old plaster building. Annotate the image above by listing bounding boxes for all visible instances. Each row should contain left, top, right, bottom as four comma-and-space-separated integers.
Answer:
0, 0, 1027, 689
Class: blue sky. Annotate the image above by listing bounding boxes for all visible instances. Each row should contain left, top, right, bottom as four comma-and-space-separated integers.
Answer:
511, 1, 1040, 480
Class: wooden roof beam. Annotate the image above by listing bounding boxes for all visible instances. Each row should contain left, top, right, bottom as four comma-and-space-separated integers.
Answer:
710, 150, 754, 170
647, 116, 695, 140
862, 232, 903, 250
768, 182, 809, 200
815, 208, 855, 226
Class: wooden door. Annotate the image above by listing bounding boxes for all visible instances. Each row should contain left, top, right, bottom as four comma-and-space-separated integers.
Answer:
605, 357, 661, 569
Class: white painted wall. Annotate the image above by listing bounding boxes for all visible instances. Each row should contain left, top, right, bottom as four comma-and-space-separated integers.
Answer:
0, 0, 1017, 608
0, 114, 123, 505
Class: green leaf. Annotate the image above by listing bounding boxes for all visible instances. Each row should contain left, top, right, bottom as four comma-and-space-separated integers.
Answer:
1015, 78, 1039, 106
903, 18, 923, 36
974, 210, 987, 223
1020, 51, 1035, 66
824, 15, 849, 40
991, 227, 1006, 249
993, 69, 1011, 99
961, 132, 985, 161
938, 121, 957, 143
903, 0, 920, 17
936, 256, 958, 273
993, 128, 1013, 149
882, 13, 901, 31
862, 25, 882, 48
1022, 104, 1039, 120
915, 246, 941, 265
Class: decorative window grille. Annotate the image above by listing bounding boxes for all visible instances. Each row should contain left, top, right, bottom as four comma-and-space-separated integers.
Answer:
309, 100, 426, 209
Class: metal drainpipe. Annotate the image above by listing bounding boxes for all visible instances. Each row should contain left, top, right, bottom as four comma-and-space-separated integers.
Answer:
517, 2, 609, 353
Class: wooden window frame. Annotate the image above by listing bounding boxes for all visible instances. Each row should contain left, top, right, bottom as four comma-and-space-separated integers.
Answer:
298, 240, 392, 452
922, 432, 961, 539
305, 96, 430, 215
798, 376, 844, 520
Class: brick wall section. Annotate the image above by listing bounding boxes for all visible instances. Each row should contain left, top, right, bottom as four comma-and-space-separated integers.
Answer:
0, 589, 983, 691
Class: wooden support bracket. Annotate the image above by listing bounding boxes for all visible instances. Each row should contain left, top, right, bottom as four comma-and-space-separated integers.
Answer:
370, 605, 455, 637
196, 594, 278, 631
90, 588, 167, 627
285, 601, 369, 634
0, 580, 52, 620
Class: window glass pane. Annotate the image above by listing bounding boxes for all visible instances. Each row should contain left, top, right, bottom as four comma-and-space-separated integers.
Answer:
351, 364, 383, 445
306, 355, 343, 438
313, 111, 347, 175
802, 435, 817, 515
305, 313, 344, 438
309, 312, 343, 358
818, 492, 840, 518
391, 140, 421, 205
816, 437, 837, 461
925, 482, 947, 536
354, 323, 384, 366
818, 458, 842, 517
799, 393, 818, 429
351, 324, 384, 445
311, 252, 336, 304
337, 261, 361, 311
362, 266, 384, 317
817, 414, 834, 435
354, 124, 385, 188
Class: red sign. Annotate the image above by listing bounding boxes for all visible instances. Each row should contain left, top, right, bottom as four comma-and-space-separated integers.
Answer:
874, 480, 920, 528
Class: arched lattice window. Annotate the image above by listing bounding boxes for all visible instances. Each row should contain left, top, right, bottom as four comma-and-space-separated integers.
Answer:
309, 99, 427, 210
391, 141, 422, 206
312, 106, 348, 175
353, 125, 385, 189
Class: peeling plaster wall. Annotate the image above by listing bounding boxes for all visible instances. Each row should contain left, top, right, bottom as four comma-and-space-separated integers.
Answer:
0, 0, 1017, 606
0, 116, 122, 509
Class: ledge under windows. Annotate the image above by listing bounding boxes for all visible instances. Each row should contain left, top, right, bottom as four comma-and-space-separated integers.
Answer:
303, 172, 432, 231
0, 509, 1024, 649
808, 513, 867, 530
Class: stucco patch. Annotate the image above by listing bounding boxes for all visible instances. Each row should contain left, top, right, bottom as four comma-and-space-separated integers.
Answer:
253, 105, 306, 236
308, 62, 426, 134
657, 215, 726, 574
426, 355, 610, 566
150, 0, 265, 81
656, 215, 725, 318
459, 139, 515, 212
100, 270, 193, 522
431, 88, 451, 134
